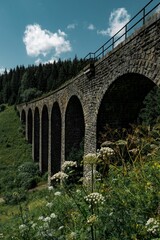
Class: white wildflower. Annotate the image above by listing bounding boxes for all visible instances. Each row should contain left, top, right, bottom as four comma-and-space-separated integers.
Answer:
31, 223, 37, 229
50, 213, 57, 218
62, 161, 77, 171
54, 191, 61, 196
58, 226, 64, 231
145, 217, 160, 234
43, 216, 51, 222
146, 218, 155, 226
46, 202, 53, 208
84, 192, 105, 205
19, 224, 27, 231
76, 189, 81, 194
83, 153, 97, 164
0, 233, 3, 239
48, 186, 54, 191
50, 171, 69, 181
38, 216, 44, 221
97, 147, 114, 160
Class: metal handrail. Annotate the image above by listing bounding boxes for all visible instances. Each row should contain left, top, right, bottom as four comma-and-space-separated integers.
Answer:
84, 0, 160, 61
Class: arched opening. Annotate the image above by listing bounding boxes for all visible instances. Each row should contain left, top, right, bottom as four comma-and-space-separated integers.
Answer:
41, 105, 49, 173
21, 109, 26, 136
65, 96, 85, 181
27, 108, 32, 144
34, 107, 40, 162
96, 73, 156, 148
21, 109, 26, 124
51, 102, 61, 175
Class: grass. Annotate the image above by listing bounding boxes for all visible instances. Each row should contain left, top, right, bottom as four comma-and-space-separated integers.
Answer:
0, 105, 33, 195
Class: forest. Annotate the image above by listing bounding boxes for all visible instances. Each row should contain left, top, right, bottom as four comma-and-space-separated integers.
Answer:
0, 57, 87, 105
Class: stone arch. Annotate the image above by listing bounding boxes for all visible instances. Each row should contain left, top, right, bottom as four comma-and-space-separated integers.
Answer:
27, 108, 32, 144
34, 107, 40, 162
51, 102, 62, 176
65, 95, 85, 170
96, 72, 156, 148
41, 105, 49, 173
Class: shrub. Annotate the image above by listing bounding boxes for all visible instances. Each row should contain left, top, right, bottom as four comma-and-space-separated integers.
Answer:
0, 104, 6, 112
138, 86, 160, 126
3, 189, 27, 205
16, 161, 40, 190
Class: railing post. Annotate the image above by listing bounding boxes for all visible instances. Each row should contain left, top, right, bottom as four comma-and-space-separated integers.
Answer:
112, 36, 114, 50
143, 8, 146, 25
94, 53, 96, 61
102, 45, 104, 58
125, 25, 127, 40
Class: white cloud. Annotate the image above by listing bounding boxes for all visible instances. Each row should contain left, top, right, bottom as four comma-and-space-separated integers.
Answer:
0, 67, 5, 75
98, 8, 130, 39
23, 24, 72, 57
88, 24, 95, 30
67, 23, 77, 29
156, 5, 160, 13
35, 56, 58, 65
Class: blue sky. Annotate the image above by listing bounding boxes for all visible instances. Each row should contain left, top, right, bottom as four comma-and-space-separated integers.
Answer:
0, 0, 159, 73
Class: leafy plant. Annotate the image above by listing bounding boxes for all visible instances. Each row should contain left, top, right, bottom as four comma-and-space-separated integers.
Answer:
138, 86, 160, 126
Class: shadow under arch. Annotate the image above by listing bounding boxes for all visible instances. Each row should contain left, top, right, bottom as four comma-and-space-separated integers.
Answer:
28, 108, 32, 144
34, 107, 40, 162
51, 102, 62, 176
21, 109, 26, 136
21, 109, 26, 124
41, 105, 49, 173
96, 73, 156, 148
65, 95, 85, 179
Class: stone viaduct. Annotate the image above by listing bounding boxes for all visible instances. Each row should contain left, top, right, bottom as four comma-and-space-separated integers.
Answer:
17, 8, 160, 181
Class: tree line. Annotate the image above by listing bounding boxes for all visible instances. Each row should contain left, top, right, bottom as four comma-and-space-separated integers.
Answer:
0, 57, 87, 105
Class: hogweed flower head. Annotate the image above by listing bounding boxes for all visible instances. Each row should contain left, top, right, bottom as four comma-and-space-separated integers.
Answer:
97, 147, 114, 159
50, 213, 57, 218
51, 171, 69, 181
54, 191, 61, 196
62, 161, 77, 171
46, 202, 53, 208
84, 192, 105, 205
43, 216, 51, 222
83, 153, 97, 165
145, 217, 160, 234
48, 186, 54, 191
19, 224, 28, 232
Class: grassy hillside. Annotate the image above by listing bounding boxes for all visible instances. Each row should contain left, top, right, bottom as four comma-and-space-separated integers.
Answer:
0, 105, 33, 195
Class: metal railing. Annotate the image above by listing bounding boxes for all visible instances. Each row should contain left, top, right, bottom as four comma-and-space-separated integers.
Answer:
84, 0, 160, 61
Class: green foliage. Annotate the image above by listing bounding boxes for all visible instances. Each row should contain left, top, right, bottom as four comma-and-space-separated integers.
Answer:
15, 162, 40, 190
0, 106, 38, 197
0, 103, 6, 112
20, 88, 42, 103
65, 140, 84, 184
3, 189, 27, 205
138, 86, 160, 126
0, 57, 87, 105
